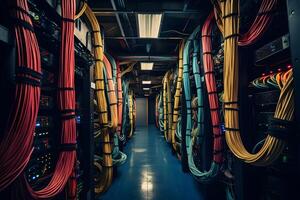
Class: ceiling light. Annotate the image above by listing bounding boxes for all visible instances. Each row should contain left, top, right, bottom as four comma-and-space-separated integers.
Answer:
138, 14, 162, 38
142, 81, 151, 84
141, 62, 153, 70
143, 88, 150, 90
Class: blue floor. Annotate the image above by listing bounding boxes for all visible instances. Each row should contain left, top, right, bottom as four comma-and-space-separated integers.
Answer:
99, 125, 205, 200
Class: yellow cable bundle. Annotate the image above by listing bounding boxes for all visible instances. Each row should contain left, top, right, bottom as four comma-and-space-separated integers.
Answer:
128, 91, 134, 138
163, 71, 172, 142
121, 63, 135, 77
75, 2, 87, 20
133, 97, 136, 129
219, 0, 294, 166
171, 41, 184, 151
84, 6, 113, 193
167, 73, 173, 143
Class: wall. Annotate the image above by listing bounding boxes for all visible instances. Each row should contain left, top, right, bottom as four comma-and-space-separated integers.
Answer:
136, 98, 148, 127
148, 96, 156, 124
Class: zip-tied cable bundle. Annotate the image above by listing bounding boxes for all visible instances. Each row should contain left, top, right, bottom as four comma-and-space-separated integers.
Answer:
0, 0, 41, 191
122, 80, 129, 138
171, 41, 184, 152
84, 5, 113, 193
133, 98, 136, 130
163, 71, 172, 142
155, 95, 160, 128
116, 61, 125, 141
158, 92, 165, 132
103, 55, 118, 133
106, 53, 117, 84
202, 11, 224, 164
216, 0, 294, 166
24, 0, 77, 198
183, 25, 220, 182
128, 91, 134, 138
102, 55, 127, 166
167, 73, 173, 142
212, 0, 278, 46
120, 64, 134, 140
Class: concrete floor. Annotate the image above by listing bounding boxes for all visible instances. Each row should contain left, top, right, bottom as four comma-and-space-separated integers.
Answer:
99, 125, 205, 200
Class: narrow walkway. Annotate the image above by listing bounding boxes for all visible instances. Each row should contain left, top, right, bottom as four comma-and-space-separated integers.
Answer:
99, 125, 205, 200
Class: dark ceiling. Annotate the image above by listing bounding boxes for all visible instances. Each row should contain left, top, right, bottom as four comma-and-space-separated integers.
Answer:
89, 0, 212, 96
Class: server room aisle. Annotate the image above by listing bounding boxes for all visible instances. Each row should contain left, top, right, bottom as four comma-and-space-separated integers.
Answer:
99, 125, 205, 200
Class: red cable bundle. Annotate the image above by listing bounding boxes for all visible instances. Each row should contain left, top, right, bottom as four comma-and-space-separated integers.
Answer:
25, 0, 77, 198
116, 61, 123, 136
202, 11, 223, 163
0, 0, 41, 191
239, 0, 277, 46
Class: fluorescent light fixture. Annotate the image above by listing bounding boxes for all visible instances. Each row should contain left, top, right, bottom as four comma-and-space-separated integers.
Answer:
143, 88, 150, 90
138, 14, 162, 38
141, 62, 154, 70
144, 94, 150, 97
142, 81, 151, 84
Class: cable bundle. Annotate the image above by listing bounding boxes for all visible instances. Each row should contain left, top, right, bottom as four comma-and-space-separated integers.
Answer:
202, 11, 223, 165
121, 80, 128, 136
84, 5, 113, 193
163, 71, 172, 142
24, 0, 77, 198
103, 54, 127, 166
103, 55, 118, 132
213, 0, 278, 46
116, 61, 125, 141
155, 95, 160, 128
128, 91, 134, 138
182, 25, 220, 182
171, 41, 184, 151
0, 0, 41, 191
251, 71, 289, 89
133, 98, 136, 130
158, 92, 165, 132
106, 53, 117, 84
218, 0, 294, 166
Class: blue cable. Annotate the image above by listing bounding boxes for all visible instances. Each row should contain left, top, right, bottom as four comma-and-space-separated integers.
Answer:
183, 26, 219, 182
102, 60, 127, 166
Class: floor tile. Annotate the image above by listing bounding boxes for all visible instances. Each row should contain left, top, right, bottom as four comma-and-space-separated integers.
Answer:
98, 125, 205, 200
